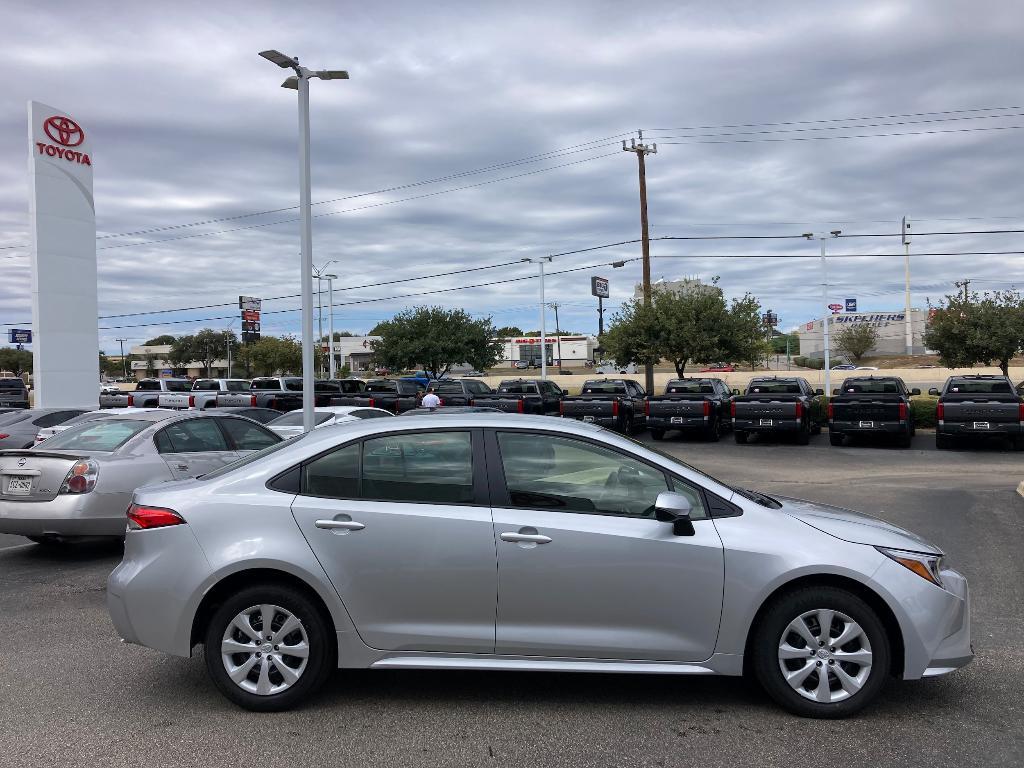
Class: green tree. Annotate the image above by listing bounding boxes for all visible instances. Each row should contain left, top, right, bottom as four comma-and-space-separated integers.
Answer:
0, 348, 33, 375
924, 287, 1024, 375
833, 323, 878, 363
771, 332, 800, 356
143, 334, 177, 346
370, 306, 503, 378
495, 326, 524, 337
99, 351, 124, 378
248, 336, 303, 376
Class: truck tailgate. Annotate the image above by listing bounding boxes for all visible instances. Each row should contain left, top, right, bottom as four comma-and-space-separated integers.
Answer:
832, 399, 902, 422
472, 396, 530, 413
647, 398, 707, 418
158, 393, 192, 409
561, 398, 616, 417
942, 400, 1021, 424
216, 393, 256, 407
734, 399, 800, 419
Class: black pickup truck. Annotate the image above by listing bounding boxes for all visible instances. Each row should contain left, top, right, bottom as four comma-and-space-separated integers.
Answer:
331, 378, 425, 414
731, 377, 826, 445
471, 378, 564, 415
645, 378, 733, 441
425, 378, 493, 406
930, 375, 1024, 450
828, 376, 920, 447
559, 379, 647, 433
215, 377, 359, 412
0, 378, 30, 409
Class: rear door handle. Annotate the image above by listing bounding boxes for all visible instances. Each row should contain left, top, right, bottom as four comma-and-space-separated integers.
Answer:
500, 532, 552, 544
315, 519, 365, 531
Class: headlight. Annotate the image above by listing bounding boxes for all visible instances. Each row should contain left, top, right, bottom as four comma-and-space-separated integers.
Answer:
877, 547, 945, 588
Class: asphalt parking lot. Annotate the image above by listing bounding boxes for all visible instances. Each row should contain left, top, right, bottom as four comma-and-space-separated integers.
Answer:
0, 431, 1021, 767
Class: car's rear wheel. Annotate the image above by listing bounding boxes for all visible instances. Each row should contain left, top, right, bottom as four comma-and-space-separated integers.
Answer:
936, 433, 953, 450
796, 423, 810, 445
752, 586, 890, 719
204, 584, 334, 711
706, 417, 721, 442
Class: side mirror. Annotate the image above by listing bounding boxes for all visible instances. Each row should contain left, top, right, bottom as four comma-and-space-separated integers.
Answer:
732, 388, 740, 395
562, 389, 569, 396
928, 387, 939, 396
654, 491, 695, 536
832, 388, 839, 395
911, 388, 921, 396
814, 388, 824, 396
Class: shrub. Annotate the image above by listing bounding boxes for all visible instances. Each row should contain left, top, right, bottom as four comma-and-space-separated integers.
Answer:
910, 396, 938, 428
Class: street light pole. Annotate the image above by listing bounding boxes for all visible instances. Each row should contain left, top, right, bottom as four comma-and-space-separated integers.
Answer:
805, 231, 841, 398
325, 273, 337, 378
521, 257, 553, 378
116, 338, 128, 380
260, 49, 348, 433
903, 215, 913, 355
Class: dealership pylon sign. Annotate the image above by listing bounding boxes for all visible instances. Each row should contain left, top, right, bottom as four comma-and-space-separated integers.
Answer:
28, 101, 99, 408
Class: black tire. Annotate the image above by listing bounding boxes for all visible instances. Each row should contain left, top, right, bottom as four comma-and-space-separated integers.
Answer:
896, 431, 912, 449
752, 586, 891, 719
935, 433, 953, 450
829, 433, 844, 447
1014, 435, 1024, 452
650, 428, 665, 441
734, 431, 748, 444
796, 423, 810, 445
204, 583, 334, 711
706, 417, 721, 442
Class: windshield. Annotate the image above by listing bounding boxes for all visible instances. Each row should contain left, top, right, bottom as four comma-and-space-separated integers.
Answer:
947, 379, 1013, 394
269, 411, 335, 427
666, 382, 716, 394
200, 433, 308, 480
40, 419, 151, 452
0, 379, 25, 390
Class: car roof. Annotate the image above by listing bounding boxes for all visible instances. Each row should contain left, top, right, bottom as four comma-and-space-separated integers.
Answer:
316, 406, 391, 415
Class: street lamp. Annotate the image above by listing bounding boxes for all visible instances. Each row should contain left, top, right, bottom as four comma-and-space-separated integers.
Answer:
521, 257, 553, 378
323, 273, 338, 378
312, 260, 339, 377
259, 49, 349, 433
803, 230, 841, 399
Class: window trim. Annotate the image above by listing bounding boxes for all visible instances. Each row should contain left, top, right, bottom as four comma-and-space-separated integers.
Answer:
485, 427, 717, 522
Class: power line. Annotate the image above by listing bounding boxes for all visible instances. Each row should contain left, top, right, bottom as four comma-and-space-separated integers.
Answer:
657, 123, 1024, 146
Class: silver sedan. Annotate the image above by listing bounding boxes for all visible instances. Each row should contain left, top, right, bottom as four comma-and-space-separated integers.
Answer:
107, 414, 972, 718
0, 410, 280, 543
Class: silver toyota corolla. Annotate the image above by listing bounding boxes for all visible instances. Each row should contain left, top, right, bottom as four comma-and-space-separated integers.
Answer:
107, 414, 972, 718
0, 410, 280, 543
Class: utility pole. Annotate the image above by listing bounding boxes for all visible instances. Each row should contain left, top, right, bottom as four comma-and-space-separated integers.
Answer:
225, 330, 232, 379
805, 231, 841, 398
550, 302, 563, 369
116, 338, 128, 380
523, 257, 553, 378
327, 275, 336, 379
623, 130, 657, 393
902, 216, 913, 355
955, 279, 971, 302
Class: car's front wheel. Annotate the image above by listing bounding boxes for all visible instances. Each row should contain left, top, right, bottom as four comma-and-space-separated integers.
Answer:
752, 586, 890, 718
204, 584, 334, 711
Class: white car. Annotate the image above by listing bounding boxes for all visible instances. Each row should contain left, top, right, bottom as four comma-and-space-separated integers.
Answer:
34, 407, 163, 445
854, 366, 880, 371
267, 406, 394, 440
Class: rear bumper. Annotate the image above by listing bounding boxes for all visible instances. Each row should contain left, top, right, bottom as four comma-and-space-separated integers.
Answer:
830, 420, 908, 435
937, 422, 1023, 437
647, 415, 708, 431
563, 414, 620, 428
733, 418, 801, 432
0, 493, 128, 537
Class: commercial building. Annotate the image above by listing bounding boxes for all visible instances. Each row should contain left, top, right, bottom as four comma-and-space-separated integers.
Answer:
497, 335, 599, 368
128, 344, 235, 379
324, 336, 381, 372
796, 310, 930, 359
634, 276, 715, 300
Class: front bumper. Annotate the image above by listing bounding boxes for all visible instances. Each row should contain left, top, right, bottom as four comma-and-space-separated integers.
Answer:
0, 492, 128, 537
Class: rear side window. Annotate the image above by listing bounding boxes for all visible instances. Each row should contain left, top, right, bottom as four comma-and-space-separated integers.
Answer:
362, 432, 473, 503
284, 379, 303, 391
219, 418, 280, 451
156, 419, 229, 453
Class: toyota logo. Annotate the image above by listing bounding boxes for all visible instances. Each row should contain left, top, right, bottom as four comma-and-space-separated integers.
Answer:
43, 116, 85, 147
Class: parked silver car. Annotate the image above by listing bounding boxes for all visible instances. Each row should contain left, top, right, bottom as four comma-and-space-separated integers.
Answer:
0, 410, 280, 543
107, 415, 971, 717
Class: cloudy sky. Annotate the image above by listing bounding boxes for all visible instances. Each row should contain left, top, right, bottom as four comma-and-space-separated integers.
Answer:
2, 0, 1023, 355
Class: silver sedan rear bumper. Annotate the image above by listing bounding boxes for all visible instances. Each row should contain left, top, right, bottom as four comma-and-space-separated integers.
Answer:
0, 493, 128, 537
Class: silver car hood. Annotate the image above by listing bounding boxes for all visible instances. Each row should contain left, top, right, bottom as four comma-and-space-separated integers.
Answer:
774, 496, 942, 555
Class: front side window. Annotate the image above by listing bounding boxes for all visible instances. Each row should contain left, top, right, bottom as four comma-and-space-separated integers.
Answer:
156, 419, 229, 453
219, 417, 280, 451
362, 432, 473, 504
496, 431, 669, 518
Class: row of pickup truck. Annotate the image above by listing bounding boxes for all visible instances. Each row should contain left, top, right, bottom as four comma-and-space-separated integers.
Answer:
99, 372, 1024, 449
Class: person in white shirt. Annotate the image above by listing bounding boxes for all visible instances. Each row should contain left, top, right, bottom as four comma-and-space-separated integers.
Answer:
421, 392, 441, 408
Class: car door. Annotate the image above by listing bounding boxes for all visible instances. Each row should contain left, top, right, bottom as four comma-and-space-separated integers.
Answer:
488, 428, 724, 662
289, 428, 498, 653
627, 381, 647, 423
154, 418, 238, 480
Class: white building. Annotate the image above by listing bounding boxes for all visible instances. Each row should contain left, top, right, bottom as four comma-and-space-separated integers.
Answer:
634, 276, 715, 300
324, 336, 381, 372
497, 335, 598, 368
796, 310, 929, 359
128, 344, 236, 379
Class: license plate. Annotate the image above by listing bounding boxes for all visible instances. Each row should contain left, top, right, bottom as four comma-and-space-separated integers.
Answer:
973, 422, 990, 430
670, 416, 684, 424
760, 419, 773, 426
859, 421, 874, 428
583, 416, 595, 423
6, 476, 32, 495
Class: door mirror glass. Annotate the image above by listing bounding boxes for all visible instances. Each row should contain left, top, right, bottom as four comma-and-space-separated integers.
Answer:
814, 388, 824, 396
732, 388, 740, 395
562, 389, 569, 396
654, 491, 696, 536
928, 387, 940, 396
911, 388, 921, 396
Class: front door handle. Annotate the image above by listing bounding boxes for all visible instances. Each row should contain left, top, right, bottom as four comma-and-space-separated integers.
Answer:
500, 532, 552, 544
315, 519, 365, 532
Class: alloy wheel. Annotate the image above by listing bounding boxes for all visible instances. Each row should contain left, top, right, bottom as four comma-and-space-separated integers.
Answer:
221, 603, 310, 696
777, 608, 873, 703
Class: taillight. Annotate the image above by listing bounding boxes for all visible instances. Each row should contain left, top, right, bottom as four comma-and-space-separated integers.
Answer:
250, 394, 257, 407
0, 433, 8, 440
1019, 403, 1024, 422
644, 400, 650, 416
127, 394, 134, 407
795, 401, 804, 420
937, 402, 945, 421
59, 459, 98, 495
468, 398, 475, 406
439, 398, 445, 406
827, 403, 834, 420
127, 503, 185, 530
517, 399, 524, 414
898, 402, 908, 421
559, 400, 564, 415
367, 398, 375, 407
703, 400, 711, 417
730, 401, 736, 417
188, 395, 195, 408
612, 400, 619, 417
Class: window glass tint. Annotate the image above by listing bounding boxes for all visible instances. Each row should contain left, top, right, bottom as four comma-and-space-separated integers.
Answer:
748, 382, 801, 394
252, 379, 281, 390
365, 380, 398, 393
165, 380, 192, 392
315, 381, 341, 392
35, 411, 82, 429
841, 379, 902, 394
497, 432, 668, 518
283, 379, 303, 391
136, 380, 160, 391
947, 379, 1013, 394
159, 419, 229, 453
42, 419, 150, 452
200, 434, 308, 481
193, 380, 218, 391
666, 381, 704, 394
669, 477, 709, 521
303, 442, 359, 498
581, 382, 627, 394
269, 411, 334, 427
498, 382, 536, 394
226, 380, 250, 392
0, 379, 25, 390
219, 418, 280, 451
351, 409, 393, 419
362, 432, 473, 504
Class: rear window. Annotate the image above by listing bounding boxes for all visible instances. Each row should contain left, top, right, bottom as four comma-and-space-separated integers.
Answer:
581, 382, 627, 395
748, 382, 801, 394
136, 380, 160, 391
192, 380, 219, 391
315, 381, 341, 392
270, 411, 335, 427
40, 419, 150, 452
165, 380, 192, 392
365, 380, 398, 393
947, 379, 1013, 394
252, 379, 283, 391
498, 383, 537, 394
0, 411, 33, 426
841, 379, 901, 394
0, 379, 25, 390
225, 380, 249, 391
429, 382, 465, 394
666, 381, 715, 394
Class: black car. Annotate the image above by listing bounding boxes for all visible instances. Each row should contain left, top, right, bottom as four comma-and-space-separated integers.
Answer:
828, 376, 919, 448
425, 379, 493, 406
331, 378, 426, 414
471, 379, 564, 415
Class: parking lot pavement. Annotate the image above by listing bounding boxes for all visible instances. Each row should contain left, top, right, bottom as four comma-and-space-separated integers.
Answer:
0, 435, 1021, 768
